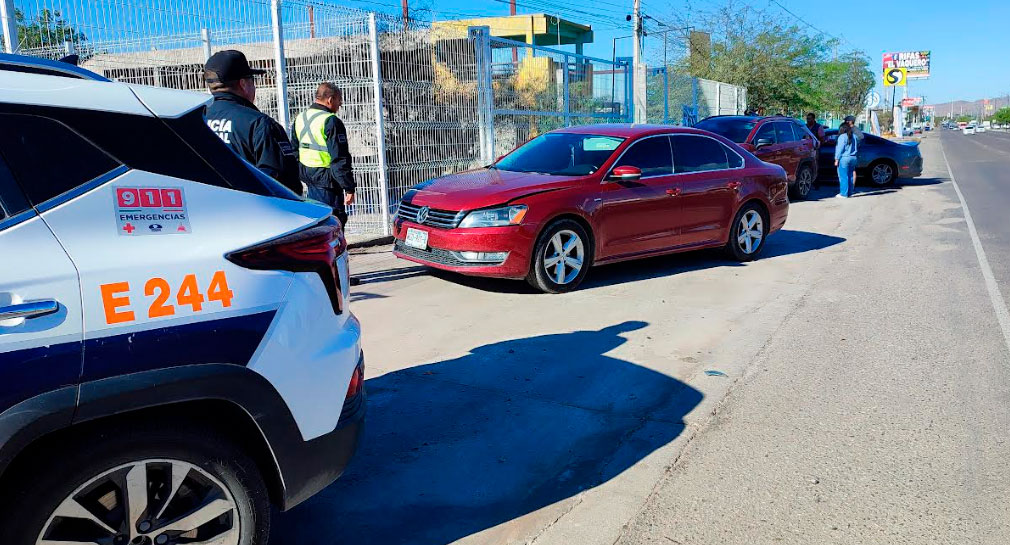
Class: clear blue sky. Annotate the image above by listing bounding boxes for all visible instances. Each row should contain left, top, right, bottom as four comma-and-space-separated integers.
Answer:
347, 0, 1010, 105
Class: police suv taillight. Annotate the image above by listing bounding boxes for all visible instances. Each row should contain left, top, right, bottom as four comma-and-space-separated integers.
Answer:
226, 216, 347, 314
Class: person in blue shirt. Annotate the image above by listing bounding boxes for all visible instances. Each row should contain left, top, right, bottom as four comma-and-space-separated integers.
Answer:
834, 122, 858, 198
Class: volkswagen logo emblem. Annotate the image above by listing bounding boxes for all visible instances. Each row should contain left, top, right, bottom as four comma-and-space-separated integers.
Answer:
416, 206, 430, 225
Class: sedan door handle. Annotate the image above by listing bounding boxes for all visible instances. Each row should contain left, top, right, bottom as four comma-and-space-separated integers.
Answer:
728, 181, 742, 191
666, 188, 681, 197
0, 299, 59, 321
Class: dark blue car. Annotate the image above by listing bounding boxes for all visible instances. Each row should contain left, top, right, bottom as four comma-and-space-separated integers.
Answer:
818, 129, 924, 187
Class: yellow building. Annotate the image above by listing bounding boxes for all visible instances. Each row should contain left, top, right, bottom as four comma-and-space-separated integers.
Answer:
432, 13, 594, 56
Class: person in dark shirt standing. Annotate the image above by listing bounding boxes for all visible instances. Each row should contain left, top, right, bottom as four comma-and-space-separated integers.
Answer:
805, 112, 826, 142
203, 50, 301, 195
291, 82, 356, 226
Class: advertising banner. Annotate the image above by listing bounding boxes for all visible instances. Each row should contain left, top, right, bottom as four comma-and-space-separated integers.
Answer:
901, 97, 923, 108
882, 51, 930, 79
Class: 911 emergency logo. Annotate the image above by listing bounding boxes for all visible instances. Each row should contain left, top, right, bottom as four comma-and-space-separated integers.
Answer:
115, 186, 192, 236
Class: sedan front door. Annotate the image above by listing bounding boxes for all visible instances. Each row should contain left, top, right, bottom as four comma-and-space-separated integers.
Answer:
597, 135, 681, 259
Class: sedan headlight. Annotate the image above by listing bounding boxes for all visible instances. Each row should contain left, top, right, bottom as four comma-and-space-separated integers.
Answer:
458, 205, 528, 228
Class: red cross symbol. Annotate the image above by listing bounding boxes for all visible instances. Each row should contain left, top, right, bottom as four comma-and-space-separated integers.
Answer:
123, 222, 136, 234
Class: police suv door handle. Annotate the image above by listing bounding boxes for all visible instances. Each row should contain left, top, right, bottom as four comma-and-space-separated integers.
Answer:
0, 299, 59, 321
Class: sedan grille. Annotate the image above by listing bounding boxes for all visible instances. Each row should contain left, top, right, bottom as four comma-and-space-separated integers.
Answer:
394, 241, 482, 267
397, 201, 465, 229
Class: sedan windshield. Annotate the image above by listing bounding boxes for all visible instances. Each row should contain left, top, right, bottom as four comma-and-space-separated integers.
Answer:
495, 133, 625, 176
694, 118, 758, 143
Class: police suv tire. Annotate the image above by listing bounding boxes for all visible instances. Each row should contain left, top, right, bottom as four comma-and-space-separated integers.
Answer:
0, 425, 271, 545
527, 219, 593, 293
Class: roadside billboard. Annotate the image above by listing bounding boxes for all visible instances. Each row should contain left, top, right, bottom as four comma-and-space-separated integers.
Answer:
882, 51, 930, 79
901, 97, 923, 107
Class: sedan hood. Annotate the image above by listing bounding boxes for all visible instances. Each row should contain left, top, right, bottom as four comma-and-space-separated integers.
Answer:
407, 168, 586, 211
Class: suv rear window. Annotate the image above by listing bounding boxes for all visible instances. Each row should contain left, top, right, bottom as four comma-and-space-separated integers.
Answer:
0, 113, 121, 206
694, 118, 757, 143
0, 155, 31, 222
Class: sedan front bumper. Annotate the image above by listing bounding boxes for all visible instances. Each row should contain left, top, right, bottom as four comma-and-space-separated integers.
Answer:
392, 219, 540, 279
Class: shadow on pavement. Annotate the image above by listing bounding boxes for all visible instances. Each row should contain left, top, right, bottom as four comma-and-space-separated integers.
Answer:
271, 322, 703, 545
583, 229, 843, 288
439, 229, 844, 293
355, 265, 431, 285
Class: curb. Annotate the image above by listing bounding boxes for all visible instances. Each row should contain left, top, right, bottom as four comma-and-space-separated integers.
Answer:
348, 235, 394, 250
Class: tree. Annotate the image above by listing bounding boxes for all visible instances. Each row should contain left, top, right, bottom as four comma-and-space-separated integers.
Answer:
692, 5, 873, 117
993, 107, 1010, 127
1, 8, 90, 58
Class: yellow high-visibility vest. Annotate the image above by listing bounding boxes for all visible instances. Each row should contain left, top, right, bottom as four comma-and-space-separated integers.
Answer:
293, 108, 335, 168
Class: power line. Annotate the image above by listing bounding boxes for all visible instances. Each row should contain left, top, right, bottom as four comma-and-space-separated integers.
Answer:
765, 0, 856, 52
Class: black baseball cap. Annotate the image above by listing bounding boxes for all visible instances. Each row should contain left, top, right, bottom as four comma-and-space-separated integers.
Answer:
204, 50, 266, 84
843, 115, 856, 123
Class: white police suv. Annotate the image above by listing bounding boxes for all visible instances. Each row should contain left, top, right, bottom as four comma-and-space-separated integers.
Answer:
0, 54, 364, 544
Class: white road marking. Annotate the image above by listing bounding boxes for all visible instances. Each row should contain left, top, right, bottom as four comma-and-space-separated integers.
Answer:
940, 138, 1010, 357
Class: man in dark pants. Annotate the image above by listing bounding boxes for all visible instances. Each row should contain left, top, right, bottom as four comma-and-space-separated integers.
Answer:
292, 82, 359, 284
203, 50, 301, 195
291, 82, 356, 225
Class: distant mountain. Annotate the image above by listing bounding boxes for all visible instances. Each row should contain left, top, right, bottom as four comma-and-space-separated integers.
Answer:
927, 96, 1010, 117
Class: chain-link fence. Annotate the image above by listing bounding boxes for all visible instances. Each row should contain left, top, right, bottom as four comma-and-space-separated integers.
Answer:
3, 0, 744, 239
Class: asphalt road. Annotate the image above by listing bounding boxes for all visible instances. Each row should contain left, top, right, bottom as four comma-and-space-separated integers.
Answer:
937, 129, 1010, 313
269, 133, 1010, 544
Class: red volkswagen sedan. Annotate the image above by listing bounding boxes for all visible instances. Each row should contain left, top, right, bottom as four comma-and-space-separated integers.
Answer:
393, 125, 789, 292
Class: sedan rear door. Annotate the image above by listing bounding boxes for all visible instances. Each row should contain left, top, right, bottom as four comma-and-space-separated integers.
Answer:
670, 134, 741, 247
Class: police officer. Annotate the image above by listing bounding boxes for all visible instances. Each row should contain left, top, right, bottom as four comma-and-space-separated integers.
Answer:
291, 82, 356, 226
204, 50, 301, 194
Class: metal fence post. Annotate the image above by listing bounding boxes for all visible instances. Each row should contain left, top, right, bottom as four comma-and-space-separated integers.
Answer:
663, 68, 670, 124
1, 0, 17, 54
692, 77, 699, 118
469, 26, 495, 164
715, 81, 722, 115
562, 55, 571, 127
201, 28, 212, 61
368, 13, 391, 236
270, 0, 290, 130
63, 41, 75, 56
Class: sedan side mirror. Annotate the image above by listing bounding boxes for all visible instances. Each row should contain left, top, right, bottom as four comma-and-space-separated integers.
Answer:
755, 138, 774, 149
608, 165, 642, 182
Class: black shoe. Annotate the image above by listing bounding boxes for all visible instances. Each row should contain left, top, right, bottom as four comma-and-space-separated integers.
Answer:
349, 276, 361, 286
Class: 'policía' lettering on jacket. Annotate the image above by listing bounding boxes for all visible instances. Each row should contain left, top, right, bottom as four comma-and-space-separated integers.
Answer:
207, 119, 233, 143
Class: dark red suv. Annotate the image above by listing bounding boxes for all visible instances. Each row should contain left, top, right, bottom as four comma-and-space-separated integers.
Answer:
392, 125, 789, 293
694, 115, 819, 200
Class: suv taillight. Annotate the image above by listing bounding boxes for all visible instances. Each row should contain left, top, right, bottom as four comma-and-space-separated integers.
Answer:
226, 216, 347, 314
345, 363, 363, 400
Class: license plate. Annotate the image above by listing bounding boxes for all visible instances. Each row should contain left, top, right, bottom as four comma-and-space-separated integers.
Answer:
405, 227, 429, 250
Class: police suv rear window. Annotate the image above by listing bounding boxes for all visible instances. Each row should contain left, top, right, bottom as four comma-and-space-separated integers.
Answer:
0, 113, 120, 207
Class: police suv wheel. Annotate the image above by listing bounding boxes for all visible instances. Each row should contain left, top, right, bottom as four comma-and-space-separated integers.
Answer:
0, 427, 270, 545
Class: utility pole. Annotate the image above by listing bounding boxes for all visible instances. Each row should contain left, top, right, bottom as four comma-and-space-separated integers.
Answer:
402, 0, 409, 30
510, 0, 516, 15
632, 0, 646, 123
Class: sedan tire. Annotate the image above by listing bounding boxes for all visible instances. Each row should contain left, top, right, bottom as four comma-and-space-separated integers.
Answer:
868, 160, 897, 187
527, 219, 593, 293
725, 203, 768, 262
